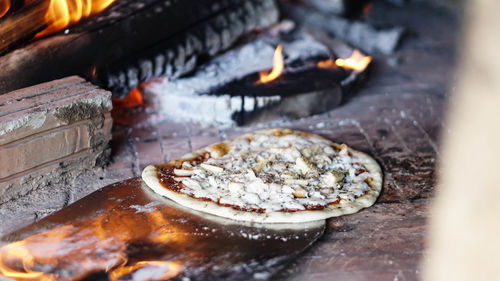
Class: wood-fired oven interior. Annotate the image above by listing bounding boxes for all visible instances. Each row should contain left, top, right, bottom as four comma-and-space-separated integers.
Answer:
0, 0, 461, 280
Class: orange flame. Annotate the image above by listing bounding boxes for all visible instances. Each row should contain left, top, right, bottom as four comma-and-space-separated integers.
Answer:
0, 0, 9, 18
257, 44, 284, 84
36, 0, 117, 37
318, 49, 372, 72
317, 59, 336, 69
113, 87, 144, 108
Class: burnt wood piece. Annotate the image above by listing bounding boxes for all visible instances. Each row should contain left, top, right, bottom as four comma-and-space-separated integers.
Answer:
209, 67, 347, 125
0, 0, 279, 97
282, 3, 404, 54
208, 67, 348, 97
0, 76, 112, 203
0, 0, 49, 54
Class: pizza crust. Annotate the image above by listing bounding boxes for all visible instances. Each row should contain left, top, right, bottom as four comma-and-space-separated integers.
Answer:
142, 128, 383, 223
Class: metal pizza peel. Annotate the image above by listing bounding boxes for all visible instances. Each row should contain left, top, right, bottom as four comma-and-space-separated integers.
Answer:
0, 177, 325, 281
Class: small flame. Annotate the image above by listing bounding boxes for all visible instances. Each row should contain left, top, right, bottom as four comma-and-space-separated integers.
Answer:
317, 59, 336, 69
318, 49, 372, 72
257, 44, 284, 84
0, 0, 9, 18
36, 0, 117, 38
91, 65, 97, 78
113, 87, 144, 108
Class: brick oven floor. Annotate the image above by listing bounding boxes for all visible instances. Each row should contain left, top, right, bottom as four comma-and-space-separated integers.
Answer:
0, 3, 457, 281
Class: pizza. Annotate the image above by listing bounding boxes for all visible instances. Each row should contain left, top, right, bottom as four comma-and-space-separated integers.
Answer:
142, 128, 382, 223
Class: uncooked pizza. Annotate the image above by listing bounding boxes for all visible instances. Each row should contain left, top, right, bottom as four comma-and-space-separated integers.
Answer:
142, 128, 382, 223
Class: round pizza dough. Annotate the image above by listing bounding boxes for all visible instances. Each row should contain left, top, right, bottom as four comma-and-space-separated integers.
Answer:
142, 128, 383, 223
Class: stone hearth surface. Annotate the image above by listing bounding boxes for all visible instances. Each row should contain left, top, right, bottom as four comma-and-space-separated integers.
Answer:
0, 2, 457, 281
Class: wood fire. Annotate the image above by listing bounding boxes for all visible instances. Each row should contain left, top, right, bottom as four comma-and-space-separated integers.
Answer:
37, 0, 117, 37
256, 44, 284, 84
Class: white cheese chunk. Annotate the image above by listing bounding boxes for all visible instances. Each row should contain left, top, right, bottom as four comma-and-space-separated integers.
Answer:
174, 169, 194, 176
295, 157, 310, 174
322, 171, 344, 187
293, 187, 307, 198
247, 179, 268, 194
200, 163, 224, 174
228, 182, 244, 193
281, 185, 294, 194
269, 183, 282, 192
285, 178, 309, 186
242, 193, 261, 205
182, 178, 202, 190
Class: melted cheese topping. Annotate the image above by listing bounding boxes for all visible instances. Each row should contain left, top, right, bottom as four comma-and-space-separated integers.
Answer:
168, 131, 374, 213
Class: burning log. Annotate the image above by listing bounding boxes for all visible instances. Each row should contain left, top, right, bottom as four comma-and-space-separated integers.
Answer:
0, 76, 112, 203
144, 38, 331, 125
0, 0, 119, 54
213, 67, 346, 125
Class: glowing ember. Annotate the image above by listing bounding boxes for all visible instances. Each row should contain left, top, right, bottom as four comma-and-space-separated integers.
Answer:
318, 49, 372, 72
257, 44, 284, 84
317, 59, 337, 69
0, 0, 9, 18
363, 2, 373, 17
36, 0, 117, 38
113, 87, 144, 108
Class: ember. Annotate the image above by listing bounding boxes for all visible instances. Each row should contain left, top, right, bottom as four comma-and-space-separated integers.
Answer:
113, 87, 144, 108
363, 2, 374, 17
